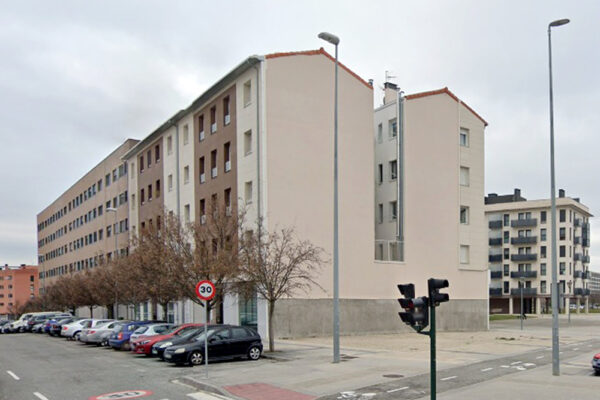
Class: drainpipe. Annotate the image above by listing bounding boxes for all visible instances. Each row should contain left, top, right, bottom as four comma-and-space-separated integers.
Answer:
173, 120, 184, 323
396, 89, 405, 259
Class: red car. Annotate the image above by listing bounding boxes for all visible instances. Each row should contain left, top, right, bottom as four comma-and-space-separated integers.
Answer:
130, 323, 204, 355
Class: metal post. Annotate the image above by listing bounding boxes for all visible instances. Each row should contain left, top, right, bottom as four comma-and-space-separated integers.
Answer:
205, 299, 209, 379
548, 18, 570, 376
567, 280, 572, 324
332, 41, 340, 365
430, 304, 436, 400
520, 285, 524, 331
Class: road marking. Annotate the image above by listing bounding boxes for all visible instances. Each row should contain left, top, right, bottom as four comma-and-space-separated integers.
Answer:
515, 366, 526, 371
510, 361, 522, 365
523, 363, 536, 367
34, 393, 49, 400
560, 352, 563, 354
481, 367, 493, 372
6, 371, 19, 380
536, 356, 544, 359
588, 345, 593, 348
574, 348, 579, 351
441, 376, 457, 381
500, 365, 510, 368
387, 387, 409, 393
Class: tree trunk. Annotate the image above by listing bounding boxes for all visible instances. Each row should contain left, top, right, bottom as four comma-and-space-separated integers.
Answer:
152, 301, 158, 321
268, 300, 275, 352
89, 306, 93, 318
161, 303, 169, 322
107, 303, 114, 319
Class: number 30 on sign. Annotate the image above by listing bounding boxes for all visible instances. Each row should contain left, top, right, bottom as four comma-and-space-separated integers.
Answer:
195, 280, 216, 301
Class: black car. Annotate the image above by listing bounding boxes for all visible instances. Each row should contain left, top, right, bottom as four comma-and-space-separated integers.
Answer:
50, 317, 78, 337
163, 324, 262, 366
152, 327, 205, 359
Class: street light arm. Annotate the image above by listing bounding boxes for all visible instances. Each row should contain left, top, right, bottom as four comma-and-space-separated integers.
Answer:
318, 32, 340, 45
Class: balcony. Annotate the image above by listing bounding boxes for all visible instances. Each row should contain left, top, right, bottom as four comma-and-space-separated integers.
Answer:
510, 288, 537, 296
200, 173, 206, 184
225, 160, 231, 172
511, 218, 538, 228
583, 271, 590, 280
511, 271, 538, 279
489, 254, 503, 263
199, 130, 205, 141
200, 215, 207, 225
211, 167, 218, 178
489, 238, 502, 246
490, 271, 503, 279
511, 236, 537, 245
583, 255, 590, 263
489, 288, 503, 296
575, 270, 583, 279
575, 253, 582, 262
575, 218, 581, 227
489, 220, 502, 229
574, 288, 591, 296
575, 237, 581, 245
511, 254, 537, 262
211, 123, 217, 133
224, 114, 231, 125
583, 238, 590, 247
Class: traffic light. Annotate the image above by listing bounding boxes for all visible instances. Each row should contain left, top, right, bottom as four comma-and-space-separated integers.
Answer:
397, 284, 429, 330
428, 278, 449, 307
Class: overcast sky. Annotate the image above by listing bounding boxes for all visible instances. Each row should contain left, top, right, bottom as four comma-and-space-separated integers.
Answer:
1, 0, 598, 269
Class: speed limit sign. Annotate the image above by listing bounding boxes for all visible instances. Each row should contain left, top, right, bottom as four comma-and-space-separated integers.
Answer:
195, 280, 216, 301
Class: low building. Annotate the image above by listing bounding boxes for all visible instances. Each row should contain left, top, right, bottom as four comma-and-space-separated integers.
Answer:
0, 265, 39, 319
485, 189, 593, 314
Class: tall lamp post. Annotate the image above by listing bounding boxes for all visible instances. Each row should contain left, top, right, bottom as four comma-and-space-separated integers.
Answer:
318, 31, 341, 364
107, 207, 119, 319
567, 280, 572, 324
520, 277, 525, 331
548, 17, 570, 376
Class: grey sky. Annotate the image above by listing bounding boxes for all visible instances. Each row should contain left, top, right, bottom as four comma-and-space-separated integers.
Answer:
0, 0, 598, 268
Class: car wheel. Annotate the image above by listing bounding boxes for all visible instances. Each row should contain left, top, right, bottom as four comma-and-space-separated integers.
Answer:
248, 346, 261, 361
18, 327, 24, 333
74, 332, 81, 341
189, 351, 204, 366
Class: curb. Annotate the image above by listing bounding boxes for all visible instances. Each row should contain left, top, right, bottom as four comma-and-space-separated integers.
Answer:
177, 376, 234, 398
261, 352, 293, 362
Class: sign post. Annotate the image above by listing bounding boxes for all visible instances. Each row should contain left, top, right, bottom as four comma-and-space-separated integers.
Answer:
195, 280, 216, 379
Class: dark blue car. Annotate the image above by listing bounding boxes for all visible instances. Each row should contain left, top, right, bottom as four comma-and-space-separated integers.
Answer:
108, 321, 153, 350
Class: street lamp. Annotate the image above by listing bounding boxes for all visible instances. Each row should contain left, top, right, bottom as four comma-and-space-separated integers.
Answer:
106, 207, 119, 319
520, 277, 525, 331
548, 17, 570, 377
318, 31, 341, 364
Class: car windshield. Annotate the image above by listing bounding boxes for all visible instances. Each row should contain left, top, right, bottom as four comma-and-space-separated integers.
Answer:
164, 326, 180, 335
192, 328, 220, 342
133, 326, 148, 334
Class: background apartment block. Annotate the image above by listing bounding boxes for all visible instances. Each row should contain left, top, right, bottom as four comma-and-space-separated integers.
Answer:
36, 139, 138, 294
0, 265, 38, 318
486, 189, 593, 314
374, 84, 489, 331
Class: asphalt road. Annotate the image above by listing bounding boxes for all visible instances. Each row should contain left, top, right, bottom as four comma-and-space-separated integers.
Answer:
0, 332, 210, 400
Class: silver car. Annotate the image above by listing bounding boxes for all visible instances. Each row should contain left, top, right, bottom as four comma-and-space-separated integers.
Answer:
80, 320, 126, 345
129, 323, 174, 343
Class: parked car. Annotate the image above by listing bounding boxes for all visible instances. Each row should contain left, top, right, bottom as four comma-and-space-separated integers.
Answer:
129, 323, 173, 343
109, 321, 153, 350
163, 325, 263, 366
131, 323, 203, 355
49, 317, 79, 337
151, 327, 206, 360
79, 320, 118, 344
0, 320, 11, 333
61, 319, 93, 340
593, 353, 600, 374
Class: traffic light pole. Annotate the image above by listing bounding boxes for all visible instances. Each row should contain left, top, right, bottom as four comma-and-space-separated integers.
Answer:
430, 304, 436, 400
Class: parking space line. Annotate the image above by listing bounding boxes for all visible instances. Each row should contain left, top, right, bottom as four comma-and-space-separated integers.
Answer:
34, 392, 49, 400
510, 361, 522, 365
481, 367, 493, 372
536, 356, 544, 359
387, 387, 409, 393
440, 376, 457, 381
574, 348, 579, 351
6, 371, 20, 380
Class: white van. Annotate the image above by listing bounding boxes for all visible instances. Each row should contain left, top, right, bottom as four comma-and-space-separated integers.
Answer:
9, 311, 68, 333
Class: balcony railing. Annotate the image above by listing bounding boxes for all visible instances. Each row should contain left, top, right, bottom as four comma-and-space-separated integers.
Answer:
489, 220, 502, 229
490, 271, 503, 279
511, 271, 537, 279
575, 270, 583, 279
511, 218, 538, 228
489, 288, 503, 296
583, 271, 590, 280
574, 288, 591, 296
489, 238, 502, 246
574, 237, 581, 245
489, 254, 503, 263
583, 255, 590, 263
511, 254, 537, 262
511, 236, 537, 245
583, 238, 590, 247
199, 130, 205, 141
575, 218, 581, 227
510, 288, 537, 296
575, 253, 582, 262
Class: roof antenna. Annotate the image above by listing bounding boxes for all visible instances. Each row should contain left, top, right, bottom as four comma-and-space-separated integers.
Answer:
385, 70, 397, 83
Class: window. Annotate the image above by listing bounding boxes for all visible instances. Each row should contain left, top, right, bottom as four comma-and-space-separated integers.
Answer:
559, 209, 566, 222
244, 130, 252, 155
107, 225, 112, 238
225, 188, 232, 208
184, 166, 190, 184
460, 128, 469, 147
390, 201, 397, 221
388, 119, 397, 138
460, 166, 470, 186
377, 164, 383, 184
155, 144, 160, 162
184, 204, 190, 222
389, 160, 397, 180
559, 245, 565, 257
224, 142, 231, 172
377, 124, 383, 143
167, 136, 173, 154
503, 248, 509, 260
460, 245, 469, 264
541, 246, 547, 259
503, 264, 509, 276
112, 168, 117, 182
243, 80, 251, 106
460, 206, 469, 224
211, 150, 218, 178
559, 262, 566, 274
559, 227, 566, 241
106, 173, 111, 186
148, 184, 153, 201
540, 281, 547, 294
155, 180, 161, 197
131, 195, 135, 209
140, 188, 145, 204
200, 199, 206, 219
541, 263, 546, 276
541, 228, 547, 241
223, 96, 230, 125
98, 205, 103, 216
503, 281, 509, 294
139, 157, 144, 173
97, 179, 102, 191
245, 181, 253, 204
198, 115, 205, 141
503, 231, 509, 244
503, 214, 509, 226
541, 211, 547, 223
210, 106, 217, 133
168, 174, 173, 191
377, 204, 383, 224
183, 125, 189, 145
147, 150, 151, 167
199, 157, 206, 183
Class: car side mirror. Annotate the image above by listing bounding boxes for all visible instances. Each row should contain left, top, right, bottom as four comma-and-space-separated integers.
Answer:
209, 337, 217, 343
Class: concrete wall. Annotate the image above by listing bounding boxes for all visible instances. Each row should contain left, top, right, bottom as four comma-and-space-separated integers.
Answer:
271, 298, 488, 338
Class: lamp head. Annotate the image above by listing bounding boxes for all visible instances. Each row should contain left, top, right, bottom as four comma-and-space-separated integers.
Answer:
318, 32, 340, 46
549, 19, 570, 28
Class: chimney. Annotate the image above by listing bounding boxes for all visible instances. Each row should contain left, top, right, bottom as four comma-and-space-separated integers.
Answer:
574, 197, 580, 203
558, 189, 565, 198
368, 79, 374, 87
514, 188, 521, 200
383, 81, 398, 105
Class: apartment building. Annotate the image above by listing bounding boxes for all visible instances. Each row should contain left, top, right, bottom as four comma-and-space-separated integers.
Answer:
589, 271, 600, 297
0, 265, 39, 318
485, 189, 593, 314
374, 83, 489, 330
36, 139, 139, 293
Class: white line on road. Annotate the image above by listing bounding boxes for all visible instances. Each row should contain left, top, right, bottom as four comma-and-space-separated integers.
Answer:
536, 356, 544, 359
34, 393, 49, 400
441, 376, 457, 381
500, 365, 510, 368
510, 361, 522, 365
589, 345, 593, 348
574, 348, 579, 351
6, 371, 19, 380
523, 363, 536, 367
481, 367, 493, 372
387, 387, 409, 393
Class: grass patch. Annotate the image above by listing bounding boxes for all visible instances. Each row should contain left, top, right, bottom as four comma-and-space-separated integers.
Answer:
490, 314, 537, 321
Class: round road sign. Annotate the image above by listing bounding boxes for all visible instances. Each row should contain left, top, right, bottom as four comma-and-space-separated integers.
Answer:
89, 390, 153, 400
195, 280, 216, 301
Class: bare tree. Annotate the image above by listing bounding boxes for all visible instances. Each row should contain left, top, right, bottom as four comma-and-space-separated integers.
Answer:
238, 226, 325, 352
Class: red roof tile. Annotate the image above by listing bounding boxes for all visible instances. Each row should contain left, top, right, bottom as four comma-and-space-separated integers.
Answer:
406, 87, 488, 127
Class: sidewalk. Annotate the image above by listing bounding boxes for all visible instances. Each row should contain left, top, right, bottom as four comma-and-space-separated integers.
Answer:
182, 314, 600, 399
